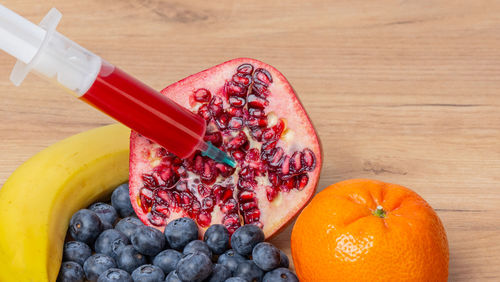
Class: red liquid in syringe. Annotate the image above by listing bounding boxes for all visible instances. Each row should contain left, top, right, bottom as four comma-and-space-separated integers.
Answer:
81, 61, 206, 158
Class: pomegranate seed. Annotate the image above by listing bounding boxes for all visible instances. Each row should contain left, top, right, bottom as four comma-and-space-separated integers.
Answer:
153, 203, 170, 215
237, 63, 254, 75
297, 174, 309, 190
156, 190, 170, 203
250, 128, 263, 141
269, 147, 285, 167
290, 151, 303, 173
239, 167, 255, 180
262, 120, 285, 142
247, 94, 268, 109
194, 155, 204, 173
172, 191, 181, 206
302, 148, 316, 171
232, 73, 252, 86
197, 104, 211, 121
244, 209, 261, 223
238, 177, 257, 190
281, 155, 291, 175
253, 68, 273, 86
231, 150, 246, 161
197, 184, 211, 197
227, 107, 244, 117
246, 116, 268, 129
200, 160, 217, 184
193, 88, 211, 102
262, 140, 277, 153
261, 128, 276, 142
197, 212, 211, 228
190, 200, 201, 216
204, 131, 223, 147
215, 113, 230, 130
139, 188, 153, 213
212, 185, 224, 202
268, 172, 280, 186
249, 108, 265, 117
227, 132, 248, 150
266, 186, 279, 201
161, 169, 179, 187
238, 190, 256, 201
241, 201, 258, 211
223, 213, 241, 229
228, 96, 246, 108
280, 178, 296, 192
209, 96, 224, 116
228, 116, 244, 130
202, 197, 214, 210
181, 192, 193, 206
216, 163, 235, 177
224, 81, 246, 97
221, 198, 238, 213
252, 82, 269, 97
140, 187, 153, 200
142, 174, 158, 188
245, 148, 260, 162
148, 212, 166, 226
226, 225, 240, 234
222, 190, 234, 203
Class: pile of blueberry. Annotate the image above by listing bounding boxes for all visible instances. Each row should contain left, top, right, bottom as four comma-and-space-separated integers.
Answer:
58, 183, 298, 282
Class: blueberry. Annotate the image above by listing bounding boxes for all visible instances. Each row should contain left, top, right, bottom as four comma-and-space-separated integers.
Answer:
230, 225, 264, 256
206, 264, 231, 282
234, 260, 264, 282
115, 217, 143, 240
278, 250, 289, 269
95, 229, 129, 260
203, 224, 230, 255
225, 278, 247, 282
90, 202, 118, 227
116, 245, 147, 273
183, 240, 212, 259
131, 264, 165, 282
175, 252, 213, 281
102, 221, 113, 230
111, 183, 135, 217
57, 261, 85, 282
131, 225, 166, 256
164, 270, 182, 282
83, 254, 116, 282
69, 209, 103, 245
153, 249, 182, 275
97, 268, 132, 282
217, 249, 246, 275
252, 242, 281, 271
262, 268, 299, 282
63, 241, 92, 266
164, 217, 198, 250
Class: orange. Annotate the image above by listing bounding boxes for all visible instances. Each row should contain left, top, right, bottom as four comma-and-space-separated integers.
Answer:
291, 179, 449, 282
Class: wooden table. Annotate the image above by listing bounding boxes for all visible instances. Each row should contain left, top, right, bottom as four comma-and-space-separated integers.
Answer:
1, 1, 499, 280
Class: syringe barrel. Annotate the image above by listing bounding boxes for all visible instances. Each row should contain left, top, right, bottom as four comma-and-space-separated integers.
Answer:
0, 6, 101, 95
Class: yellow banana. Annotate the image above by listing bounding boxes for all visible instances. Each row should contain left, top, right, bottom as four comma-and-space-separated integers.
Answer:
0, 124, 130, 282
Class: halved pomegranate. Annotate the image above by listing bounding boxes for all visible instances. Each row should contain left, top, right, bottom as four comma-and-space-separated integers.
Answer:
129, 58, 322, 238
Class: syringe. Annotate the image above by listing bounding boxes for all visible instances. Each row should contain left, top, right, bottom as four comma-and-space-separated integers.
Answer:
0, 5, 236, 168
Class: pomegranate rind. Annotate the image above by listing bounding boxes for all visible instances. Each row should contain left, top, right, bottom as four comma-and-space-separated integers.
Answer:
130, 58, 322, 238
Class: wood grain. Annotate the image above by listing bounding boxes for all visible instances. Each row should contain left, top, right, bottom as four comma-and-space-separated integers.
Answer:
1, 0, 500, 280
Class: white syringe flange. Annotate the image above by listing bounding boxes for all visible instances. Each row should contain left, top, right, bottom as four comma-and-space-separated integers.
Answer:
0, 5, 101, 95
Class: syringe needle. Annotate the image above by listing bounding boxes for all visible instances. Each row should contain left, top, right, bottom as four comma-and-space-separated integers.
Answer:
200, 142, 237, 168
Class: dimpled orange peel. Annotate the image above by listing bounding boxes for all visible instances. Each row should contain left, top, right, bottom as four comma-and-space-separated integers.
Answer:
291, 179, 449, 282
